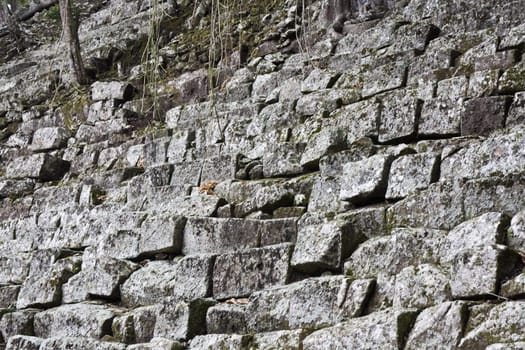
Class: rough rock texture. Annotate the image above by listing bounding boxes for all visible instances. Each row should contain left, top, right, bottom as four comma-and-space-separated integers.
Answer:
0, 0, 524, 348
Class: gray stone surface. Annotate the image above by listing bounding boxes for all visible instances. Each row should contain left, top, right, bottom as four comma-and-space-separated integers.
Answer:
112, 305, 159, 344
206, 303, 247, 334
91, 81, 134, 101
302, 308, 419, 350
34, 303, 118, 339
419, 97, 463, 136
39, 337, 126, 350
30, 127, 69, 151
386, 152, 439, 199
153, 298, 216, 341
251, 329, 309, 350
188, 334, 251, 350
0, 309, 38, 341
340, 155, 393, 204
509, 210, 525, 252
362, 62, 406, 98
459, 302, 525, 349
5, 335, 42, 350
378, 89, 421, 143
127, 338, 184, 350
405, 302, 468, 350
212, 244, 293, 299
6, 154, 69, 181
461, 96, 510, 136
247, 276, 373, 332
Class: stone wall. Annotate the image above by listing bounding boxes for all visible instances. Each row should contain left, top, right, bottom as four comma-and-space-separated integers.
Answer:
1, 0, 525, 349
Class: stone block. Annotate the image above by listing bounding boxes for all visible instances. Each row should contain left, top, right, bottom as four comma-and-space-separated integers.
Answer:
188, 334, 251, 350
206, 303, 247, 334
386, 153, 440, 199
461, 96, 510, 136
405, 302, 468, 350
393, 264, 451, 309
295, 90, 344, 116
291, 218, 365, 273
5, 335, 42, 350
39, 337, 126, 350
251, 329, 310, 350
0, 309, 39, 341
459, 302, 525, 349
507, 91, 525, 128
17, 250, 82, 309
247, 276, 374, 332
62, 247, 139, 303
344, 228, 446, 277
419, 97, 463, 136
6, 154, 69, 181
498, 61, 525, 93
362, 61, 407, 98
30, 127, 69, 151
212, 243, 293, 299
509, 210, 525, 252
153, 298, 216, 341
302, 308, 419, 350
0, 285, 19, 308
34, 303, 117, 339
387, 180, 465, 230
112, 305, 159, 344
121, 261, 176, 307
262, 143, 305, 178
467, 69, 499, 98
340, 155, 393, 204
328, 100, 380, 143
378, 89, 421, 143
91, 81, 134, 101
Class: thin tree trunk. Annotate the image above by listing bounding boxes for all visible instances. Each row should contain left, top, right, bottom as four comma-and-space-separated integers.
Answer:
59, 0, 87, 85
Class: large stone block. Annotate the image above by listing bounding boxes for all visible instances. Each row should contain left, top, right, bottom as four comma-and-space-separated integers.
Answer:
461, 96, 510, 136
459, 302, 525, 349
212, 243, 293, 299
405, 302, 468, 350
340, 155, 393, 204
34, 303, 117, 339
247, 276, 374, 333
291, 217, 365, 273
91, 81, 134, 101
498, 61, 525, 93
507, 91, 525, 128
39, 337, 126, 350
206, 303, 247, 334
302, 308, 419, 350
419, 97, 463, 136
262, 143, 305, 178
62, 247, 139, 303
386, 153, 440, 199
188, 334, 250, 350
378, 89, 421, 143
0, 309, 39, 341
345, 228, 446, 277
251, 329, 310, 350
112, 305, 159, 344
6, 154, 69, 181
5, 335, 42, 350
362, 61, 407, 98
153, 298, 216, 341
0, 285, 20, 308
30, 127, 69, 151
17, 250, 82, 309
509, 210, 525, 252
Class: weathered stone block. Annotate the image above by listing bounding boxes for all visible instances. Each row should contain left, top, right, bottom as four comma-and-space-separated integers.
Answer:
291, 218, 365, 273
121, 261, 176, 307
182, 218, 259, 255
387, 180, 465, 230
91, 81, 134, 101
328, 100, 380, 142
247, 276, 374, 332
362, 61, 406, 98
507, 91, 525, 128
188, 334, 251, 350
6, 154, 69, 181
300, 127, 347, 169
419, 97, 463, 136
459, 302, 525, 349
17, 250, 82, 309
262, 143, 305, 178
345, 228, 446, 277
30, 127, 69, 151
5, 335, 42, 350
302, 308, 419, 350
393, 264, 451, 309
0, 309, 39, 341
39, 337, 126, 350
509, 210, 525, 252
112, 305, 159, 344
301, 68, 339, 93
340, 155, 393, 204
0, 285, 19, 308
212, 243, 293, 299
251, 329, 310, 350
295, 90, 343, 116
153, 298, 216, 341
386, 153, 440, 199
467, 69, 499, 98
206, 303, 247, 334
34, 303, 117, 339
378, 89, 421, 143
127, 338, 184, 350
405, 302, 468, 350
62, 247, 139, 303
461, 96, 510, 136
498, 61, 525, 93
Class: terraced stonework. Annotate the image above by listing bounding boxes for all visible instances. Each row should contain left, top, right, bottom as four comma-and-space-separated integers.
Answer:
1, 0, 525, 349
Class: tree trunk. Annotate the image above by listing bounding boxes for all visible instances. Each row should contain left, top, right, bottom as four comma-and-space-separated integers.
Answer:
1, 0, 24, 51
59, 0, 87, 85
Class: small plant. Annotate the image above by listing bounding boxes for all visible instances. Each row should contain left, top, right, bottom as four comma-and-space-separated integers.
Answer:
199, 180, 220, 195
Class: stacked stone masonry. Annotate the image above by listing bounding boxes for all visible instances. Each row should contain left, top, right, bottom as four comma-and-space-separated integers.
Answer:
1, 0, 525, 349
